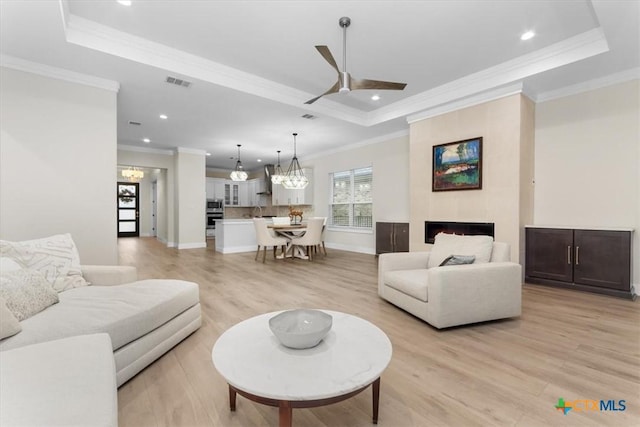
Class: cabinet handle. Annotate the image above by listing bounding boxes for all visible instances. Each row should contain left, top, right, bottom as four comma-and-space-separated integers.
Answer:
390, 232, 393, 248
576, 246, 580, 265
567, 246, 571, 264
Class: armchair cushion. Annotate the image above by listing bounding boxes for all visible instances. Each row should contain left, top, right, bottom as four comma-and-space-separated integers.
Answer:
427, 233, 493, 269
384, 269, 429, 302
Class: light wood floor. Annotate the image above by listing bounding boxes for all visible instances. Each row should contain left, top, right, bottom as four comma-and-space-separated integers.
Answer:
117, 237, 640, 427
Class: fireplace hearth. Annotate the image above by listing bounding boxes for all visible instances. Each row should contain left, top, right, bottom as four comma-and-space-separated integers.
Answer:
425, 221, 495, 244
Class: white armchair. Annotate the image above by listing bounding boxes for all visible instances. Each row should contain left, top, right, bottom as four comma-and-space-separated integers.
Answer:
378, 234, 522, 329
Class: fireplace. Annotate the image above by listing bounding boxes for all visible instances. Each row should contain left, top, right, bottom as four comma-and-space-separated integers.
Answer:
425, 221, 495, 244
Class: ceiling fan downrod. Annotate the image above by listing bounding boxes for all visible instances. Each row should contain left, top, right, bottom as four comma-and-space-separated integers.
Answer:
339, 16, 351, 93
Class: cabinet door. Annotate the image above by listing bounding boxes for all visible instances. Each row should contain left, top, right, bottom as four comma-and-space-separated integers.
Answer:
573, 230, 631, 291
393, 223, 410, 252
213, 181, 226, 200
376, 222, 394, 255
206, 178, 215, 199
525, 228, 574, 282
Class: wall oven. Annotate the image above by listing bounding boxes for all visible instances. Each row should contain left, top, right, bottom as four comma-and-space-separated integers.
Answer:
206, 201, 223, 238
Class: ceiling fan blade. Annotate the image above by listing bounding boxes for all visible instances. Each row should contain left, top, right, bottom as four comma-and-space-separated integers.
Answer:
315, 45, 340, 74
351, 78, 407, 91
304, 81, 340, 104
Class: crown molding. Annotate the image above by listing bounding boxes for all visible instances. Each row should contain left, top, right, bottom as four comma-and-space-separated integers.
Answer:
118, 144, 174, 155
0, 54, 119, 92
406, 83, 525, 124
370, 27, 609, 125
535, 67, 640, 103
175, 147, 207, 156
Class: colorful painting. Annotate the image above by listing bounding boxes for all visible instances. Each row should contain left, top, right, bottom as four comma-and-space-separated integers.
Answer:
432, 137, 482, 191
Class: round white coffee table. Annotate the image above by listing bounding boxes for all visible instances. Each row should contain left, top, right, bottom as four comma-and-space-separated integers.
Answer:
212, 310, 392, 427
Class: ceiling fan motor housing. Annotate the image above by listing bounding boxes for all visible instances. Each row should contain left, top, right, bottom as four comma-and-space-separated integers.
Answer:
339, 72, 351, 93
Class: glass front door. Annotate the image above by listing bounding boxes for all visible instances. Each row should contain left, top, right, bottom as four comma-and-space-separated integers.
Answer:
117, 182, 140, 237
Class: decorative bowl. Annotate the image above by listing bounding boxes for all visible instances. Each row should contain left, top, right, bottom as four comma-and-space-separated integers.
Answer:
269, 309, 333, 349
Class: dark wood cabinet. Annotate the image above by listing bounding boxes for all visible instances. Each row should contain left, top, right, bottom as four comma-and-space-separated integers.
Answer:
376, 222, 409, 255
525, 227, 633, 299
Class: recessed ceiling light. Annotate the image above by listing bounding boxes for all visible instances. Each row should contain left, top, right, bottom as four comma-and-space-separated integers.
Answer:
159, 114, 168, 120
142, 138, 150, 143
521, 31, 535, 41
371, 94, 381, 101
257, 159, 262, 162
206, 152, 211, 156
117, 0, 132, 6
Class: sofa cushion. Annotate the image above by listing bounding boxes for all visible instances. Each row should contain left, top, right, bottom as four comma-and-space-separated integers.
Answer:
384, 269, 429, 302
0, 279, 200, 352
0, 333, 117, 427
0, 296, 21, 339
0, 234, 88, 292
0, 269, 59, 321
427, 233, 493, 269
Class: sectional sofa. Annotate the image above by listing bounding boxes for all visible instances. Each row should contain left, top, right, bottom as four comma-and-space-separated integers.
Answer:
0, 235, 202, 426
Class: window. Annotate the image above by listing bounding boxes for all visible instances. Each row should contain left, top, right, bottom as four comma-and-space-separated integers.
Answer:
329, 167, 372, 229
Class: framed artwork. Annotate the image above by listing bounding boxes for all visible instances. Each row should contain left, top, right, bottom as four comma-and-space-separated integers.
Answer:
432, 137, 483, 191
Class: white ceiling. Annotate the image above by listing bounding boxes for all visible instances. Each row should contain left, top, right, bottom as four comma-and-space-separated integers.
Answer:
1, 1, 638, 171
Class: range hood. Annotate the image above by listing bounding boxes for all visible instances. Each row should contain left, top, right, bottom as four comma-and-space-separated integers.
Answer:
257, 164, 274, 195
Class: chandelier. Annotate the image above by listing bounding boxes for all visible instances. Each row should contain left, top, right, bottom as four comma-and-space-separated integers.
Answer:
230, 144, 248, 181
271, 150, 285, 184
282, 133, 309, 189
121, 166, 144, 182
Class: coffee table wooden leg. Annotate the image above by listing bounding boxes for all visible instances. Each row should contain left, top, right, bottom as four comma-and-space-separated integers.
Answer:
278, 401, 292, 427
372, 377, 380, 424
229, 385, 236, 411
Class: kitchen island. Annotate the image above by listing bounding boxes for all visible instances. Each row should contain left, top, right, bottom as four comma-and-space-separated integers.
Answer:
215, 219, 257, 254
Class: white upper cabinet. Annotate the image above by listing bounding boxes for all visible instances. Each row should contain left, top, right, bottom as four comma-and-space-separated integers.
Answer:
272, 168, 313, 206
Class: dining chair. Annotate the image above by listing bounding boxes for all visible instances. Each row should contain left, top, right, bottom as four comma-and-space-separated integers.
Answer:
253, 218, 288, 263
290, 217, 325, 261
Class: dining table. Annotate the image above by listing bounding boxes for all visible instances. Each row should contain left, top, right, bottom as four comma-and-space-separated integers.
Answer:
268, 223, 308, 259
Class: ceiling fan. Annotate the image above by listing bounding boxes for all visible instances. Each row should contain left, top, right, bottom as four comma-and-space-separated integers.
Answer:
305, 16, 407, 105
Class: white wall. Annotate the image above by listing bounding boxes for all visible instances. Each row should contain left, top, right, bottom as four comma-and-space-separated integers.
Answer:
534, 79, 640, 287
0, 67, 118, 264
305, 134, 410, 254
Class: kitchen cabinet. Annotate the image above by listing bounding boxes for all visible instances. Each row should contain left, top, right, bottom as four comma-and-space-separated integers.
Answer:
525, 227, 633, 299
272, 168, 313, 206
224, 182, 239, 206
206, 178, 226, 201
206, 178, 215, 200
376, 222, 409, 255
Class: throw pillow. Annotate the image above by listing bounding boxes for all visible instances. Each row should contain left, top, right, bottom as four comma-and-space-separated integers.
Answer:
0, 233, 88, 292
0, 296, 21, 339
439, 255, 476, 266
427, 232, 494, 269
0, 269, 59, 321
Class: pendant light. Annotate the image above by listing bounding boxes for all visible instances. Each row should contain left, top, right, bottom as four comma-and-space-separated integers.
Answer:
271, 150, 285, 184
121, 166, 144, 182
282, 133, 309, 189
230, 144, 248, 181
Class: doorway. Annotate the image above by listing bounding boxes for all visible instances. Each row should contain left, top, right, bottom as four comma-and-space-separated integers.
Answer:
117, 182, 140, 237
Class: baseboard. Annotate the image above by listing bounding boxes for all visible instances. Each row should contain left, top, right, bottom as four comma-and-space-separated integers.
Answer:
325, 242, 375, 255
177, 242, 207, 250
166, 241, 176, 248
215, 245, 256, 254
